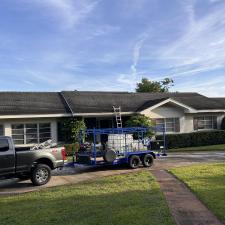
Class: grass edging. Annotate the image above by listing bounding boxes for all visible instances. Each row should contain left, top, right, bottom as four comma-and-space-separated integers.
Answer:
168, 144, 225, 152
169, 163, 225, 223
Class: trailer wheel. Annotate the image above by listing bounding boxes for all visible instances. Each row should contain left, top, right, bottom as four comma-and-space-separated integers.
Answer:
31, 164, 51, 186
142, 154, 154, 167
129, 155, 141, 169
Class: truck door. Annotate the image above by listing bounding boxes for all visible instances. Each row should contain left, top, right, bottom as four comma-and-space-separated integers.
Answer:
0, 138, 15, 176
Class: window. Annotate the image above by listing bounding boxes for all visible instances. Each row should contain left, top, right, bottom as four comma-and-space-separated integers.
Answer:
0, 125, 4, 136
0, 139, 9, 152
12, 124, 25, 144
39, 123, 51, 143
12, 123, 51, 145
193, 116, 217, 130
155, 118, 180, 132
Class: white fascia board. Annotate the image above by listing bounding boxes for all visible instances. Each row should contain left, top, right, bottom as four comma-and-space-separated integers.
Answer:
0, 113, 71, 119
186, 109, 225, 113
73, 112, 134, 117
140, 98, 195, 112
0, 112, 135, 119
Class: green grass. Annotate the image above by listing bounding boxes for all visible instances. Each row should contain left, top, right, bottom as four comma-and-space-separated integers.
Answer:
169, 144, 225, 152
0, 171, 175, 225
170, 163, 225, 223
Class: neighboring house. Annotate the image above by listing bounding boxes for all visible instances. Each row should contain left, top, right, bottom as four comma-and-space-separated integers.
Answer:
0, 91, 225, 147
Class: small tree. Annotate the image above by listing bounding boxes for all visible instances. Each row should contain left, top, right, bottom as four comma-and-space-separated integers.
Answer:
125, 114, 153, 137
136, 77, 174, 93
221, 116, 225, 130
60, 118, 86, 143
125, 114, 152, 127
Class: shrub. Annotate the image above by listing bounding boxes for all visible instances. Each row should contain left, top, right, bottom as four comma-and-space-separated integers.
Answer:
58, 118, 86, 143
64, 142, 80, 156
125, 114, 154, 137
157, 130, 225, 149
125, 114, 152, 127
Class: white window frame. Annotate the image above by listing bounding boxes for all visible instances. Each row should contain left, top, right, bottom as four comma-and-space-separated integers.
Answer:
11, 123, 51, 145
193, 116, 217, 131
155, 118, 180, 133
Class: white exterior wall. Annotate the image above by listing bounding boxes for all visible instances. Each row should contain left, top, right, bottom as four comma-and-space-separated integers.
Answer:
0, 118, 58, 147
141, 104, 188, 133
141, 103, 225, 133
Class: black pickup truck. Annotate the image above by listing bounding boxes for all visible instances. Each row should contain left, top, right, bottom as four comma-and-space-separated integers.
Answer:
0, 136, 66, 186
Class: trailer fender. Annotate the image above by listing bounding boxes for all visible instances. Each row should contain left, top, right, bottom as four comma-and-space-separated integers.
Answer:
150, 152, 156, 159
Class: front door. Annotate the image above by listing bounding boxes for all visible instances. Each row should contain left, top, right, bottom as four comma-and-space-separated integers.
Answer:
0, 138, 15, 176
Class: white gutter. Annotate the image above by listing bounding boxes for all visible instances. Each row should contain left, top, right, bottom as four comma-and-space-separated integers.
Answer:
0, 114, 72, 119
73, 112, 134, 117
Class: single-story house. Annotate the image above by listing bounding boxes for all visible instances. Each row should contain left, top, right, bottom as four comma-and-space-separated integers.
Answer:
0, 91, 225, 147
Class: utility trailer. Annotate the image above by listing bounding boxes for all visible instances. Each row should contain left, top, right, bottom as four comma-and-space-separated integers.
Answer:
68, 126, 166, 169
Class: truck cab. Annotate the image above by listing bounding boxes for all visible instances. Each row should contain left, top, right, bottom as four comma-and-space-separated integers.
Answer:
0, 137, 15, 177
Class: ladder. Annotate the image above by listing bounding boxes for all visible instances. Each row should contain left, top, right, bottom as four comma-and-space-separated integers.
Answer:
113, 106, 122, 128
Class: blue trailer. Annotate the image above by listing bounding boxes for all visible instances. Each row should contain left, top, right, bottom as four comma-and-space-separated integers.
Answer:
68, 126, 166, 169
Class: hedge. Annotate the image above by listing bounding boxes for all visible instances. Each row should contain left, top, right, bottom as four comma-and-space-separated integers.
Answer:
158, 130, 225, 149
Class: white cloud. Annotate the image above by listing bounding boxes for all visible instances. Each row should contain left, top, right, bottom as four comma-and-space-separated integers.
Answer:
117, 34, 148, 89
175, 75, 225, 97
155, 1, 225, 77
33, 0, 99, 29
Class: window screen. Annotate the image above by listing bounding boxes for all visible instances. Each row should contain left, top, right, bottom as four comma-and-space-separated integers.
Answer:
193, 116, 217, 130
11, 123, 51, 145
155, 118, 180, 132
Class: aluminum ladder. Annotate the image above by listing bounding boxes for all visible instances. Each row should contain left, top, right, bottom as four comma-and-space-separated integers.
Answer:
113, 106, 122, 128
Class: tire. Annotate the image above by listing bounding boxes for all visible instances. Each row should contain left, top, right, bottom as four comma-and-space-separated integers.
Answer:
129, 155, 141, 169
142, 154, 154, 167
103, 149, 117, 163
31, 164, 51, 186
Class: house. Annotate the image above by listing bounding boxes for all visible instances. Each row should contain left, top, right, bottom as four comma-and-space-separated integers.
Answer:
0, 91, 225, 147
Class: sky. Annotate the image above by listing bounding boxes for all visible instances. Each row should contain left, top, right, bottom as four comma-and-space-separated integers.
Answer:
0, 0, 225, 96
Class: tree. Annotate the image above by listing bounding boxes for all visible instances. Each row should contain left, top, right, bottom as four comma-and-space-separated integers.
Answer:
136, 77, 174, 93
125, 114, 152, 127
125, 114, 153, 137
60, 118, 86, 143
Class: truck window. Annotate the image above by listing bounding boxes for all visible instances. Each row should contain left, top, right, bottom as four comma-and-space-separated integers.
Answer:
0, 125, 3, 136
0, 139, 9, 152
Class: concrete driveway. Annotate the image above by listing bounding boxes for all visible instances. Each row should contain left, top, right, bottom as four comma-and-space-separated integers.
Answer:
1, 151, 225, 195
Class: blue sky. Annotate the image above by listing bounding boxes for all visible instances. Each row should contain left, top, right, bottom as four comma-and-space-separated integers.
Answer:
0, 0, 225, 96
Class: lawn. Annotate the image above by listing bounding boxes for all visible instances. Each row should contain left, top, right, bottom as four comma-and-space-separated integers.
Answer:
169, 144, 225, 152
0, 171, 175, 225
170, 163, 225, 223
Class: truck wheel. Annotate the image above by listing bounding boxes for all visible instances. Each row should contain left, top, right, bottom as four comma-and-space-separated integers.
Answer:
129, 155, 141, 169
142, 154, 154, 167
31, 164, 51, 186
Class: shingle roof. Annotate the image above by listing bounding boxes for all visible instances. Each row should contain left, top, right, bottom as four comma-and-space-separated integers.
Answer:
210, 98, 225, 108
0, 91, 224, 116
61, 91, 225, 113
0, 92, 69, 115
172, 95, 225, 110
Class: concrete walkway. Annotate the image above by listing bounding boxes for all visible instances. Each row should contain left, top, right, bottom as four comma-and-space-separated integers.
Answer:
152, 169, 224, 225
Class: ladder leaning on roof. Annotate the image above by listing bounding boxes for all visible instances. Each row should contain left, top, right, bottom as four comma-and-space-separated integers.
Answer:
113, 106, 122, 128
